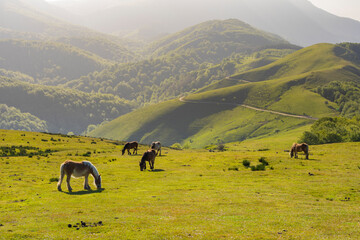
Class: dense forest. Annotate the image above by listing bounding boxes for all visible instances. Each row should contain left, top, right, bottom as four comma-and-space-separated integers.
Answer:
0, 104, 48, 132
300, 117, 360, 144
315, 81, 360, 117
0, 77, 134, 134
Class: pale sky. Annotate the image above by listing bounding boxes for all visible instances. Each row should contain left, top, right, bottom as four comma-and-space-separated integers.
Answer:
309, 0, 360, 21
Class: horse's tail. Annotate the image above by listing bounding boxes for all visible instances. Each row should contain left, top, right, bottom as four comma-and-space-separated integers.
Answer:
57, 162, 65, 191
290, 143, 295, 158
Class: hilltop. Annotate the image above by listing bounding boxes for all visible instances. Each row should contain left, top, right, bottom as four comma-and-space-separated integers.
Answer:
146, 19, 289, 63
89, 43, 360, 147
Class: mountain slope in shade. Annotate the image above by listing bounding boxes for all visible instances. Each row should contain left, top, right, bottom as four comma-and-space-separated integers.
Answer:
0, 0, 137, 63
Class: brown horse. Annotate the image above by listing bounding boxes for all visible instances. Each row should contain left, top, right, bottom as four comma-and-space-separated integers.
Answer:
139, 149, 157, 171
151, 141, 162, 156
122, 141, 138, 155
57, 160, 101, 192
290, 143, 309, 159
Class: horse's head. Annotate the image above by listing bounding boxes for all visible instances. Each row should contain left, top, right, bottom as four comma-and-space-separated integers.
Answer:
139, 161, 146, 171
95, 174, 102, 189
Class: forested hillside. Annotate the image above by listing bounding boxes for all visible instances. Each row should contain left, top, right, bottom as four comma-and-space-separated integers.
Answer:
0, 77, 134, 134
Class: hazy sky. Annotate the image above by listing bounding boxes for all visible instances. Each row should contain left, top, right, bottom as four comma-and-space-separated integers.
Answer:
46, 0, 360, 21
309, 0, 360, 21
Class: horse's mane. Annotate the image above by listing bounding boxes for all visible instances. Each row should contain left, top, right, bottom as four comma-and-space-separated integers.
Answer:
82, 161, 99, 177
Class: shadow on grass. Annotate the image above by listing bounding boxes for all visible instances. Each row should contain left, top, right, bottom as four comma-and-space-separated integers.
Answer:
63, 188, 105, 195
150, 169, 165, 172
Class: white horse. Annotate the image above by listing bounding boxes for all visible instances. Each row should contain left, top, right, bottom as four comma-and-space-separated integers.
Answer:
151, 141, 162, 156
57, 160, 101, 192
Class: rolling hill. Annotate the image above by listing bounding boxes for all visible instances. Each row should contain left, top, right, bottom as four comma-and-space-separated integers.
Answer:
89, 43, 360, 147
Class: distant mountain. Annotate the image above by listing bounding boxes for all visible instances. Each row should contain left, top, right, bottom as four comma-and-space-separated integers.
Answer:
89, 43, 360, 147
0, 0, 137, 62
0, 76, 134, 134
51, 0, 360, 46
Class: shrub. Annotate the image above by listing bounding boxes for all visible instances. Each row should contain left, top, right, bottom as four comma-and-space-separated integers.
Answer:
251, 164, 266, 171
242, 160, 251, 168
258, 157, 268, 166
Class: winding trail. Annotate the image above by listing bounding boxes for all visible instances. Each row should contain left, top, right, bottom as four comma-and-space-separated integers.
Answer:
179, 96, 318, 121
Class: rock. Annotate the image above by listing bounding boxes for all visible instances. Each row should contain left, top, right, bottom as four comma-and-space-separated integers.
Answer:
68, 224, 72, 228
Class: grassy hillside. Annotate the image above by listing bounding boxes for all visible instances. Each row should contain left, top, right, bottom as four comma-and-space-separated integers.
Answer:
0, 77, 134, 134
1, 129, 360, 239
90, 43, 360, 147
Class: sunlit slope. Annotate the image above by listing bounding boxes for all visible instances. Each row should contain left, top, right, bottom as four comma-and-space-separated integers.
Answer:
227, 43, 357, 83
90, 43, 360, 147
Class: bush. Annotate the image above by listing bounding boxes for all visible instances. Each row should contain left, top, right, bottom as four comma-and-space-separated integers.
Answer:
251, 164, 266, 171
242, 160, 251, 168
258, 157, 268, 166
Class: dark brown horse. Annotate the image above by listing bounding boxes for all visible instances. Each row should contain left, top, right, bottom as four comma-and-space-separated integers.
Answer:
57, 160, 101, 192
122, 141, 138, 155
290, 143, 309, 159
139, 149, 156, 171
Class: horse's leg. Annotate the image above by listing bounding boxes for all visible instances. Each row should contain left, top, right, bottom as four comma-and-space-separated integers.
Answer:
159, 148, 161, 156
84, 174, 90, 190
128, 149, 131, 155
305, 150, 309, 160
66, 174, 72, 192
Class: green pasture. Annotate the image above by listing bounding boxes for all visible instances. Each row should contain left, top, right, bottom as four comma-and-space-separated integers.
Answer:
1, 129, 360, 239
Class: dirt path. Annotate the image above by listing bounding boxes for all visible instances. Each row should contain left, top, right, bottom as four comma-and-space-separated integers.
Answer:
179, 97, 318, 121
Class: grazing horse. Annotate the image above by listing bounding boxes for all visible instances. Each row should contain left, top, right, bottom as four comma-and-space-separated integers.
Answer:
57, 160, 101, 192
151, 141, 161, 156
139, 149, 157, 171
122, 141, 138, 155
290, 143, 309, 159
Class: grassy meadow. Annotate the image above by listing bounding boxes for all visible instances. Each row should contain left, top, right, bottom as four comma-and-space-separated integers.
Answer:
0, 129, 360, 239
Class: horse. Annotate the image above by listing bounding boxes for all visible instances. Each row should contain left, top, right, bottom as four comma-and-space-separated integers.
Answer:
57, 160, 101, 192
290, 143, 309, 159
122, 141, 138, 155
151, 141, 161, 156
139, 149, 157, 171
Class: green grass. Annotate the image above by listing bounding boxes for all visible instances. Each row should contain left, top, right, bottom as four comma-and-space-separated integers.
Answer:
1, 129, 360, 239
